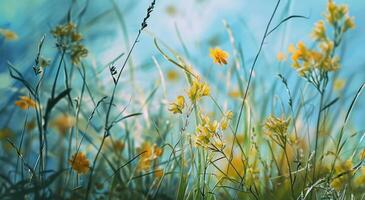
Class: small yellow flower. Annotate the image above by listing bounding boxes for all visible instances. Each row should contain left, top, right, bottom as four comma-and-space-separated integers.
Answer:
220, 111, 233, 131
15, 96, 37, 110
330, 177, 344, 191
137, 143, 163, 171
312, 20, 327, 41
168, 96, 185, 114
69, 152, 90, 174
343, 16, 355, 32
187, 80, 210, 102
288, 44, 296, 54
264, 115, 290, 136
276, 51, 286, 62
333, 79, 346, 91
0, 29, 18, 40
209, 47, 229, 65
166, 69, 179, 81
52, 115, 75, 135
228, 90, 240, 98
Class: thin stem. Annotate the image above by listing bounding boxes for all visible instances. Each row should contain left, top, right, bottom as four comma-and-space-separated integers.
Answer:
312, 90, 324, 182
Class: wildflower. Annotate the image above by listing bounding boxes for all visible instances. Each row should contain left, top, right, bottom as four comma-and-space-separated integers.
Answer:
137, 142, 163, 171
333, 79, 346, 91
224, 154, 245, 178
166, 69, 179, 81
0, 29, 18, 40
220, 111, 233, 130
52, 115, 75, 135
168, 96, 185, 114
15, 96, 37, 110
228, 89, 240, 98
277, 51, 286, 62
330, 177, 344, 191
288, 44, 296, 54
209, 47, 229, 65
69, 152, 90, 174
264, 115, 290, 137
194, 111, 226, 150
312, 20, 327, 41
343, 16, 355, 32
70, 44, 88, 65
71, 32, 83, 42
52, 22, 88, 64
187, 80, 210, 102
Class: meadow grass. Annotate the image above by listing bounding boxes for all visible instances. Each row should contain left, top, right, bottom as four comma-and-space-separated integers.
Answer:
0, 0, 364, 199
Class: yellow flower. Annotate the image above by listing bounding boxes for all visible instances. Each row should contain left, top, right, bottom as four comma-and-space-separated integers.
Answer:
52, 115, 75, 135
0, 29, 18, 40
288, 44, 296, 54
69, 152, 90, 174
312, 20, 327, 41
264, 115, 290, 136
223, 154, 245, 178
168, 96, 185, 114
137, 142, 163, 171
220, 111, 233, 131
276, 51, 286, 62
330, 177, 344, 191
228, 89, 240, 98
15, 96, 37, 110
343, 16, 355, 32
166, 69, 179, 81
187, 80, 210, 102
333, 79, 346, 91
209, 47, 229, 65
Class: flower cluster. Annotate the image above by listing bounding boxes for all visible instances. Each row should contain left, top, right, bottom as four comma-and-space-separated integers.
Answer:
51, 114, 75, 135
137, 142, 163, 172
69, 152, 90, 174
168, 96, 185, 114
286, 0, 354, 85
52, 22, 88, 65
264, 115, 291, 146
169, 79, 210, 115
330, 159, 353, 191
15, 96, 37, 110
194, 111, 232, 150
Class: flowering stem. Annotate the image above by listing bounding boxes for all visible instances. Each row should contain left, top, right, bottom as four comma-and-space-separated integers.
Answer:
234, 0, 280, 150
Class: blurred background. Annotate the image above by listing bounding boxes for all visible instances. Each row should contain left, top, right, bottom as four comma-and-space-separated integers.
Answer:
1, 0, 364, 138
